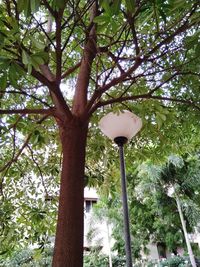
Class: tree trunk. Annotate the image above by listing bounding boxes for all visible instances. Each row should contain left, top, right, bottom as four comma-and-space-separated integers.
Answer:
52, 117, 88, 267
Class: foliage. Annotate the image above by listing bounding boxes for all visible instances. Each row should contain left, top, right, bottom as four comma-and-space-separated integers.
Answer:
84, 251, 125, 267
1, 247, 126, 267
0, 246, 53, 267
0, 130, 59, 255
158, 256, 193, 267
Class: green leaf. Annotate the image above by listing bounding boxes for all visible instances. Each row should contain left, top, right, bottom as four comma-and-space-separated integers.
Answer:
101, 0, 113, 16
96, 22, 108, 33
24, 0, 31, 17
30, 0, 40, 13
32, 56, 45, 65
30, 55, 45, 70
0, 57, 11, 69
9, 64, 19, 88
34, 52, 49, 63
93, 14, 111, 24
11, 62, 25, 76
22, 50, 29, 65
112, 0, 121, 15
0, 74, 7, 90
27, 64, 32, 75
30, 37, 45, 50
17, 0, 25, 12
125, 0, 135, 14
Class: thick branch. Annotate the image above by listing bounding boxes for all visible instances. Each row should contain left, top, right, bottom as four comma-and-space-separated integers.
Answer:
55, 16, 62, 81
31, 68, 54, 87
35, 66, 72, 120
49, 84, 73, 121
86, 57, 142, 114
72, 2, 97, 115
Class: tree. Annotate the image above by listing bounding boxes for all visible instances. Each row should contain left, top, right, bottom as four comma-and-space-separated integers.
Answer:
136, 155, 200, 252
0, 0, 199, 266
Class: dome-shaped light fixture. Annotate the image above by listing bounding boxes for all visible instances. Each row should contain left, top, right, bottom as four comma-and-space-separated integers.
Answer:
99, 110, 142, 146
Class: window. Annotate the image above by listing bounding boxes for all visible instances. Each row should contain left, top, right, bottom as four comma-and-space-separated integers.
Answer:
85, 199, 97, 213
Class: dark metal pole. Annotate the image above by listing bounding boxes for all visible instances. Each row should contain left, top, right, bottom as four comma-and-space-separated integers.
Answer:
118, 143, 133, 267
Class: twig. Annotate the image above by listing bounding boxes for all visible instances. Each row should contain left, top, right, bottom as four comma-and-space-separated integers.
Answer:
27, 145, 49, 197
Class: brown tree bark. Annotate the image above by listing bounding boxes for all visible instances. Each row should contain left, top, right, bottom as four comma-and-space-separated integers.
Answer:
52, 116, 88, 267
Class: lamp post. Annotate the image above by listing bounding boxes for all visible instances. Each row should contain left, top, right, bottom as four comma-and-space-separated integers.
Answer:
99, 111, 142, 267
167, 186, 197, 267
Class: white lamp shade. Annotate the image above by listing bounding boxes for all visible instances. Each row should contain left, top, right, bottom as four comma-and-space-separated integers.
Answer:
99, 110, 142, 141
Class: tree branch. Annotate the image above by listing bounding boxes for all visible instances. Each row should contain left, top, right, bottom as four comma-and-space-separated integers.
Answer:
86, 4, 199, 117
149, 96, 200, 110
91, 94, 200, 112
145, 3, 198, 59
61, 61, 81, 79
33, 16, 56, 49
0, 90, 52, 107
72, 1, 97, 115
0, 108, 54, 115
27, 145, 49, 196
0, 115, 49, 173
42, 0, 57, 17
55, 15, 62, 81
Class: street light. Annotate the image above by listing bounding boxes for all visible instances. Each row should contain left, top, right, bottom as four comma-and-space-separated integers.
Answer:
99, 110, 142, 267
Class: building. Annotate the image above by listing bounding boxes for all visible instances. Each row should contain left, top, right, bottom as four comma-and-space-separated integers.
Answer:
83, 187, 200, 263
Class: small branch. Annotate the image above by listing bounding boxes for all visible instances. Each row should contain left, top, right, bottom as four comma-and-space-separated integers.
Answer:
108, 52, 125, 74
33, 16, 56, 49
0, 115, 50, 173
148, 72, 179, 95
0, 108, 54, 115
149, 96, 200, 110
146, 3, 198, 59
0, 134, 31, 173
5, 0, 11, 16
126, 13, 140, 56
91, 93, 150, 113
27, 145, 49, 196
61, 61, 81, 79
0, 90, 52, 107
91, 94, 200, 113
99, 57, 142, 93
42, 0, 57, 17
31, 68, 54, 87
